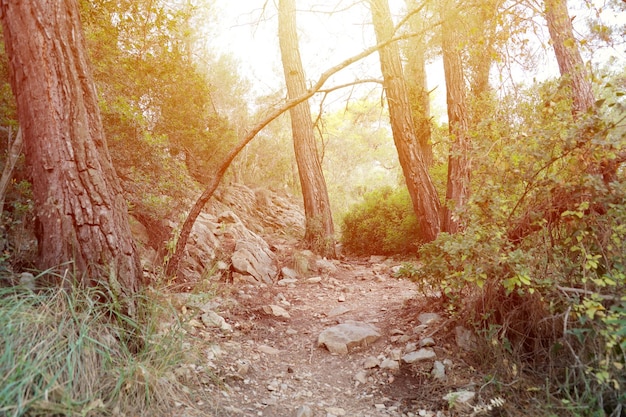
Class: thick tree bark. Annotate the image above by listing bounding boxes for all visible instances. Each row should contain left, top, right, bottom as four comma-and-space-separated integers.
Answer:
279, 0, 336, 257
404, 0, 433, 167
544, 0, 595, 116
440, 0, 471, 234
0, 1, 142, 308
369, 0, 441, 243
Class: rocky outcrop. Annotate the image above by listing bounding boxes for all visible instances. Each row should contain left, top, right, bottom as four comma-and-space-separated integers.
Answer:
133, 184, 304, 284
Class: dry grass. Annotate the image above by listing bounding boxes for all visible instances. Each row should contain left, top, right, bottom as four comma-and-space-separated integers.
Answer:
0, 274, 201, 417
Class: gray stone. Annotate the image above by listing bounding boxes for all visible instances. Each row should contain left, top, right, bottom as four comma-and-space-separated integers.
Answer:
281, 267, 299, 280
363, 356, 380, 369
380, 358, 400, 370
296, 405, 313, 417
258, 345, 281, 355
419, 337, 436, 347
263, 304, 291, 319
354, 369, 369, 384
232, 237, 277, 284
278, 278, 298, 286
418, 313, 441, 325
19, 272, 35, 290
443, 390, 475, 407
431, 361, 446, 380
306, 276, 322, 284
405, 342, 418, 353
326, 407, 346, 416
402, 348, 436, 363
455, 326, 477, 351
318, 321, 381, 355
200, 311, 232, 332
327, 305, 352, 317
316, 258, 338, 274
369, 255, 387, 263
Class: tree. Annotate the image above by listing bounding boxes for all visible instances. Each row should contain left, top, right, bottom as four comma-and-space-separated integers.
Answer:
404, 0, 433, 166
440, 0, 471, 234
544, 0, 595, 116
369, 0, 441, 243
278, 0, 336, 257
0, 1, 142, 308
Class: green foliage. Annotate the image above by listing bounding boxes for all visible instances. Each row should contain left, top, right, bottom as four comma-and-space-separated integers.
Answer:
409, 75, 626, 415
0, 273, 197, 417
340, 186, 420, 256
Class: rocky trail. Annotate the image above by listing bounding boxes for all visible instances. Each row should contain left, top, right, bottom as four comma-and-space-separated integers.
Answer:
172, 251, 495, 417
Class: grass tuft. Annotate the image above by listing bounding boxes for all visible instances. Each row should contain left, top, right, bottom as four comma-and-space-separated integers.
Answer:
0, 273, 200, 417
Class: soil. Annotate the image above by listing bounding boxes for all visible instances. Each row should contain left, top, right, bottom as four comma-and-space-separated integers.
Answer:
175, 238, 515, 417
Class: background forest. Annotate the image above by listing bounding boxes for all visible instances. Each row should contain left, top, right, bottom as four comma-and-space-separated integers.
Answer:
0, 0, 625, 416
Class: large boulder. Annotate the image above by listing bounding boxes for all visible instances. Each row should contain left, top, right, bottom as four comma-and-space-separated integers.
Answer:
318, 321, 381, 355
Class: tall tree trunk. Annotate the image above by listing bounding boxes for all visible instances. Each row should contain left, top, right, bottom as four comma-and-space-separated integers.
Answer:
544, 0, 595, 116
440, 0, 471, 234
278, 0, 336, 257
369, 0, 441, 243
0, 1, 142, 309
404, 0, 433, 166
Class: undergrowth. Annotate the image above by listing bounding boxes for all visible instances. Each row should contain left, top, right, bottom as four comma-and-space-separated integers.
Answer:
400, 85, 626, 416
0, 272, 199, 417
340, 186, 421, 256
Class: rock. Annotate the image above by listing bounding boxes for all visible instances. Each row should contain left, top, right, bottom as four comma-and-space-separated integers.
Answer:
455, 326, 477, 351
327, 305, 352, 317
326, 407, 346, 416
380, 359, 400, 370
200, 311, 232, 332
418, 313, 441, 325
316, 258, 338, 274
306, 276, 322, 284
402, 348, 436, 363
318, 321, 381, 355
390, 265, 402, 275
390, 348, 403, 361
419, 337, 436, 347
278, 278, 298, 286
431, 361, 446, 381
354, 369, 369, 384
405, 342, 418, 353
363, 356, 380, 369
258, 345, 281, 355
263, 304, 291, 319
296, 405, 313, 417
369, 255, 387, 263
442, 390, 475, 409
231, 237, 277, 285
19, 272, 35, 290
281, 266, 299, 280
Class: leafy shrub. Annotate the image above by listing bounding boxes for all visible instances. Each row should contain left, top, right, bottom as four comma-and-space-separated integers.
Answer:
340, 186, 420, 256
408, 83, 626, 415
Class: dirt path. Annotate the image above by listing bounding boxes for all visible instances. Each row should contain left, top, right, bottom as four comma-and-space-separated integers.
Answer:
185, 256, 480, 417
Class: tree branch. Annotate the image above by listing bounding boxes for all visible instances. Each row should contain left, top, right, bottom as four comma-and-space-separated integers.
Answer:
164, 31, 415, 277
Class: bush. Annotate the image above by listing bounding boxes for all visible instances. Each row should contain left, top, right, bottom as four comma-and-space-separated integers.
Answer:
340, 186, 420, 256
407, 92, 626, 415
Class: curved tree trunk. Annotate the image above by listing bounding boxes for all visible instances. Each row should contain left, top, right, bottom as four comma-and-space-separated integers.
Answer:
440, 0, 471, 234
0, 1, 142, 310
544, 0, 595, 116
369, 0, 441, 243
279, 0, 336, 257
